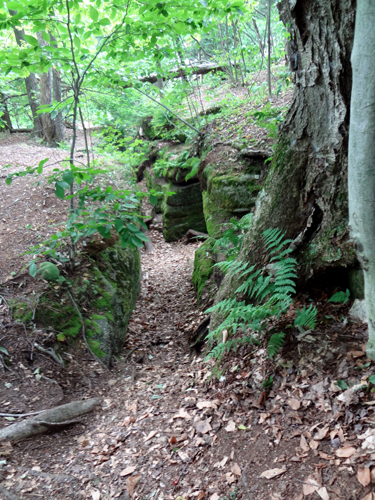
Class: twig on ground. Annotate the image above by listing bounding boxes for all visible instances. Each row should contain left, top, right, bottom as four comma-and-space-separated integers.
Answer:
67, 289, 110, 372
124, 347, 137, 363
34, 343, 64, 367
0, 410, 44, 417
241, 464, 251, 500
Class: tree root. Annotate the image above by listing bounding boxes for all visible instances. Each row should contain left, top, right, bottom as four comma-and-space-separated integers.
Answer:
0, 397, 101, 442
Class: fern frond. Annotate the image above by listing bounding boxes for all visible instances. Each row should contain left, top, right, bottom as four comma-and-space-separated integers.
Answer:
294, 305, 317, 331
267, 332, 286, 359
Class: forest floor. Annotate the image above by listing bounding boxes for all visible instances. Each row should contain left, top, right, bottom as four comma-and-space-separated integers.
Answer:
1, 94, 375, 500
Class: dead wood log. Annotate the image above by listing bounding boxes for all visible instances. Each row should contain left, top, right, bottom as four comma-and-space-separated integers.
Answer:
0, 397, 101, 442
183, 229, 210, 243
131, 63, 230, 87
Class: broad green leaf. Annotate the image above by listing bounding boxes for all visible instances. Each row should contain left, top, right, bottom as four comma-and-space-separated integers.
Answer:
89, 6, 99, 22
335, 379, 349, 390
37, 158, 48, 174
29, 262, 37, 277
149, 194, 158, 205
57, 333, 66, 341
114, 219, 124, 232
99, 18, 111, 26
5, 177, 12, 185
127, 223, 139, 232
62, 170, 73, 185
0, 346, 9, 356
55, 183, 65, 199
23, 34, 39, 46
369, 375, 375, 384
74, 36, 81, 49
56, 180, 70, 189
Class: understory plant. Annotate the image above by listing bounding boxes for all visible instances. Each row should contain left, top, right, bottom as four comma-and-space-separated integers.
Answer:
206, 226, 317, 363
152, 148, 201, 182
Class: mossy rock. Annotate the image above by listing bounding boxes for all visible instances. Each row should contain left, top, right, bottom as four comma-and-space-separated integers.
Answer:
192, 239, 216, 303
163, 213, 207, 242
37, 262, 60, 281
348, 266, 364, 299
24, 244, 141, 367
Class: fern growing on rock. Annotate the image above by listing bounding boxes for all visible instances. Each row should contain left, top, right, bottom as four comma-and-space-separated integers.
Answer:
206, 227, 317, 362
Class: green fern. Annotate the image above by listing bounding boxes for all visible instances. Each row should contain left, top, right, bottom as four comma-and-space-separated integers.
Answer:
267, 332, 286, 359
206, 228, 298, 361
294, 305, 317, 331
205, 336, 260, 361
328, 289, 350, 304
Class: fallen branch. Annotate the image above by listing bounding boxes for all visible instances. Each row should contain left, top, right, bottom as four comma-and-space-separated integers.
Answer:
0, 397, 101, 442
34, 342, 64, 367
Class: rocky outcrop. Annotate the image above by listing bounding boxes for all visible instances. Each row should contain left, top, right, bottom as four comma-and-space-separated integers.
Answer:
10, 244, 141, 367
144, 143, 207, 241
199, 145, 270, 238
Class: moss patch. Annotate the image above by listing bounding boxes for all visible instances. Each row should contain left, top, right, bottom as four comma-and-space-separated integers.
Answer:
192, 239, 215, 303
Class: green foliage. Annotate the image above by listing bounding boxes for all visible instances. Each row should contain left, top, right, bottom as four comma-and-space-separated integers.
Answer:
213, 213, 252, 259
262, 375, 273, 389
335, 379, 349, 390
328, 289, 350, 304
294, 305, 317, 331
206, 227, 317, 363
369, 375, 375, 385
152, 149, 201, 181
267, 332, 286, 359
37, 262, 60, 281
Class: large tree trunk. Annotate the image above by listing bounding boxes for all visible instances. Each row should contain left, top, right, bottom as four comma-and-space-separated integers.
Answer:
348, 0, 375, 359
9, 11, 43, 137
211, 0, 356, 328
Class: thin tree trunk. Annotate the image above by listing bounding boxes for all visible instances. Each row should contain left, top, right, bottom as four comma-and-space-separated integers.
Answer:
348, 0, 375, 359
37, 32, 56, 145
9, 10, 43, 136
267, 0, 272, 98
0, 94, 13, 130
51, 34, 65, 143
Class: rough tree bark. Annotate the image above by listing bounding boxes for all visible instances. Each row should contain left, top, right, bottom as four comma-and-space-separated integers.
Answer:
37, 32, 56, 145
211, 0, 357, 328
9, 11, 43, 136
348, 0, 375, 359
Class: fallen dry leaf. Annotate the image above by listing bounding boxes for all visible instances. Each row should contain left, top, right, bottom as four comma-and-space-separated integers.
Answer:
194, 419, 212, 434
259, 412, 270, 424
0, 441, 13, 456
319, 452, 333, 460
300, 435, 310, 452
225, 420, 236, 432
210, 494, 219, 500
178, 450, 189, 462
357, 466, 371, 487
303, 475, 320, 496
260, 468, 287, 479
196, 400, 217, 409
174, 408, 192, 420
126, 475, 141, 496
91, 490, 100, 500
144, 430, 157, 442
317, 486, 329, 500
231, 463, 241, 476
314, 426, 329, 441
335, 446, 356, 458
287, 398, 301, 410
225, 472, 235, 484
348, 350, 365, 358
120, 466, 137, 477
361, 494, 375, 500
309, 439, 319, 450
169, 436, 177, 444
